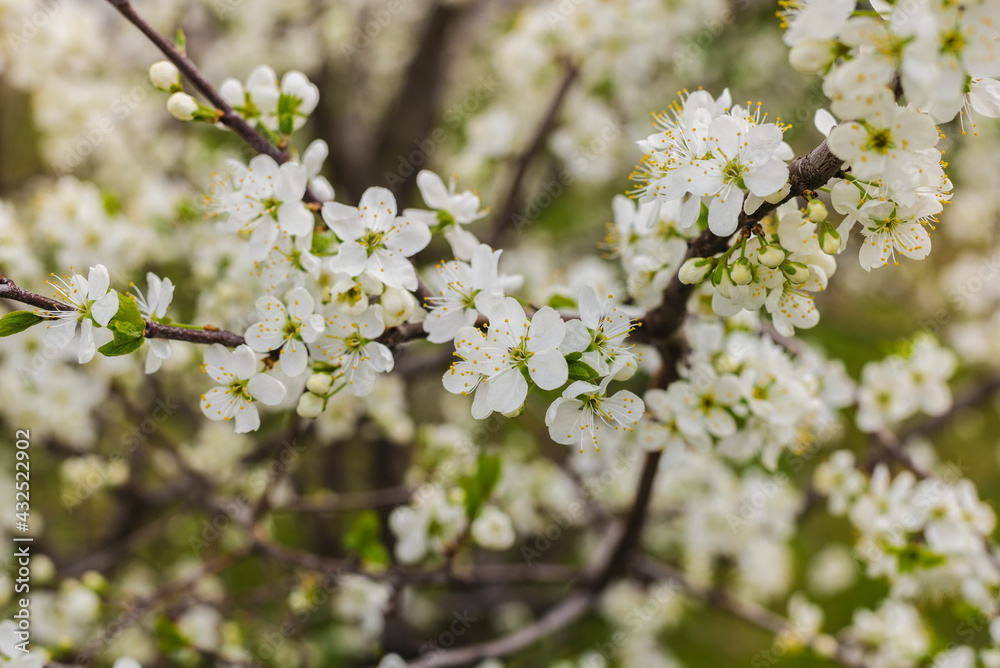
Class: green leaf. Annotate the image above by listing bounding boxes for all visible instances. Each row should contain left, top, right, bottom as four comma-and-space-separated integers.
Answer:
155, 616, 189, 653
0, 311, 43, 337
99, 292, 146, 357
174, 29, 186, 52
546, 294, 576, 310
567, 359, 600, 382
111, 291, 145, 332
98, 335, 145, 357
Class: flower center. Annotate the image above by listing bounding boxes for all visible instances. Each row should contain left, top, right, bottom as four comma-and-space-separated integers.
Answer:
865, 129, 894, 154
360, 229, 388, 255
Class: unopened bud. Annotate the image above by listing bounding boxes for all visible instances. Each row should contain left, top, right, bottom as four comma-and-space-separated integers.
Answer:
806, 199, 828, 223
306, 372, 333, 395
149, 60, 181, 92
818, 221, 841, 254
780, 260, 810, 284
758, 245, 786, 268
167, 92, 198, 121
296, 392, 325, 418
381, 287, 418, 327
678, 257, 714, 285
731, 257, 754, 285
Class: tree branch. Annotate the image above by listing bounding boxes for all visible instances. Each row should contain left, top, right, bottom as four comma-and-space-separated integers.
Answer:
486, 60, 580, 246
633, 138, 844, 346
104, 0, 288, 163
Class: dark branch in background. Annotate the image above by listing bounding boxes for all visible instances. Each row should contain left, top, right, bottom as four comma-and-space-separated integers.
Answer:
105, 0, 288, 163
486, 60, 580, 246
375, 2, 465, 204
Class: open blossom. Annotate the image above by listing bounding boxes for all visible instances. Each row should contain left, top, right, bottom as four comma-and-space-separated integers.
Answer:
315, 304, 394, 397
130, 272, 174, 373
210, 154, 314, 261
545, 373, 644, 452
423, 243, 504, 344
322, 187, 431, 291
244, 287, 324, 377
689, 112, 791, 235
561, 286, 638, 377
200, 344, 286, 434
220, 65, 319, 132
826, 101, 939, 200
409, 170, 487, 260
38, 264, 120, 364
779, 0, 854, 46
444, 298, 568, 417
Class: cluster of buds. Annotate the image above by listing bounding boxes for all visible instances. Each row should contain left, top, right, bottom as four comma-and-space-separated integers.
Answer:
149, 60, 221, 123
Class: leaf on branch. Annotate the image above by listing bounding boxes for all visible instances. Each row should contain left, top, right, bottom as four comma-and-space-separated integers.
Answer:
99, 291, 147, 357
462, 453, 503, 520
567, 359, 600, 382
0, 311, 43, 337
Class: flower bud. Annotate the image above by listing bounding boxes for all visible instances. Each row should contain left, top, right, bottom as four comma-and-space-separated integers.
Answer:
381, 287, 418, 327
780, 260, 810, 284
149, 60, 181, 92
789, 39, 836, 74
678, 257, 714, 285
758, 245, 786, 268
306, 372, 333, 395
806, 199, 828, 223
613, 357, 638, 381
167, 92, 198, 121
818, 221, 841, 254
296, 392, 325, 418
731, 257, 754, 285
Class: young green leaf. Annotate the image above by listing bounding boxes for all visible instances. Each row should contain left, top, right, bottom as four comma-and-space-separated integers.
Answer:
0, 311, 44, 337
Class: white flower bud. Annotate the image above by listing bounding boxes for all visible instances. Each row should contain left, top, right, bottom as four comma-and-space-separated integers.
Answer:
296, 392, 324, 418
149, 60, 180, 91
758, 245, 786, 268
781, 261, 811, 284
819, 222, 841, 254
806, 199, 828, 223
306, 372, 333, 395
381, 287, 418, 327
731, 257, 754, 285
167, 92, 198, 121
678, 257, 714, 285
613, 357, 638, 381
789, 39, 836, 74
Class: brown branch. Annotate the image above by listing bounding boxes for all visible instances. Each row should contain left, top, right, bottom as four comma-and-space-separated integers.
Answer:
406, 592, 593, 668
281, 486, 415, 513
634, 138, 844, 347
486, 60, 580, 245
104, 0, 287, 163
